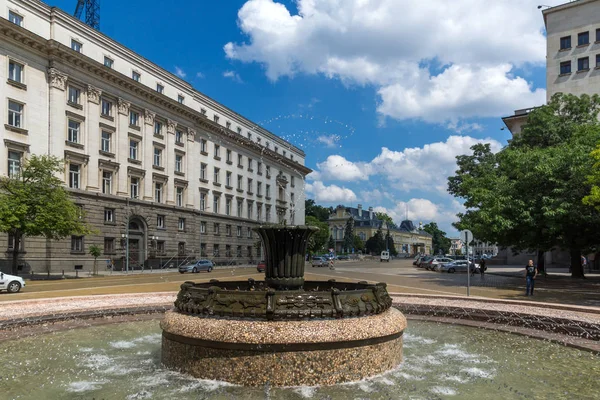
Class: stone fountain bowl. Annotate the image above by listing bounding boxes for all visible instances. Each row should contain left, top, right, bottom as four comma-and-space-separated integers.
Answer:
174, 279, 393, 320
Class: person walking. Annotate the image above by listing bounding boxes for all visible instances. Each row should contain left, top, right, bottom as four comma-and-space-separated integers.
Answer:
525, 259, 537, 296
479, 258, 486, 276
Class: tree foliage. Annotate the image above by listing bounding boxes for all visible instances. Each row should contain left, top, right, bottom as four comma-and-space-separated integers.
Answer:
375, 212, 397, 228
422, 222, 451, 255
89, 244, 102, 276
328, 235, 335, 251
449, 93, 600, 277
353, 234, 365, 252
305, 199, 333, 222
365, 227, 386, 255
342, 217, 354, 252
385, 230, 398, 256
0, 155, 92, 274
305, 216, 330, 255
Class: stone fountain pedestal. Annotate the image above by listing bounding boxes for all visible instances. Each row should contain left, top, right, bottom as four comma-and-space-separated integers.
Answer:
161, 225, 407, 386
161, 308, 405, 386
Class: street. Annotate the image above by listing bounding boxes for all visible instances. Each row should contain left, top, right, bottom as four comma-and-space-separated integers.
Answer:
2, 260, 599, 307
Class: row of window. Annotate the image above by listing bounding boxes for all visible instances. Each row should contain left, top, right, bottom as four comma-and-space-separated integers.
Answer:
6, 9, 299, 162
559, 54, 600, 74
559, 29, 600, 50
72, 237, 260, 258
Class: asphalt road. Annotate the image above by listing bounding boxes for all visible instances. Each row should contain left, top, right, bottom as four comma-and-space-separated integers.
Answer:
2, 260, 599, 307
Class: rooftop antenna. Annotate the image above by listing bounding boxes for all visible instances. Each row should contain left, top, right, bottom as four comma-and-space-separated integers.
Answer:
74, 0, 100, 30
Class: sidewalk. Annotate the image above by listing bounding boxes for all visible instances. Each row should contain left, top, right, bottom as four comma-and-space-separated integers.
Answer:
486, 264, 600, 278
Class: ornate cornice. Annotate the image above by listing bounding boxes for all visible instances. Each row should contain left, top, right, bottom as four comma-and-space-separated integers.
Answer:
187, 128, 196, 142
0, 17, 312, 175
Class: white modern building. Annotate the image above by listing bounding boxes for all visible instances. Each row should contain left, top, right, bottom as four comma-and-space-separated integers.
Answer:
0, 0, 310, 272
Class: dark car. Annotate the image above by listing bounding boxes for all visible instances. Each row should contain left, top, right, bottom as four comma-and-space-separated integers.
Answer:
179, 259, 214, 273
257, 260, 266, 273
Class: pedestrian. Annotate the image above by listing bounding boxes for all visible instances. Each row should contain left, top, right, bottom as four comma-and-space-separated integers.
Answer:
581, 255, 588, 276
479, 258, 486, 276
525, 259, 537, 296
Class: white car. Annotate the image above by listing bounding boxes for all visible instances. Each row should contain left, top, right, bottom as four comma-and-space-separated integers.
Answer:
380, 251, 390, 262
0, 272, 26, 293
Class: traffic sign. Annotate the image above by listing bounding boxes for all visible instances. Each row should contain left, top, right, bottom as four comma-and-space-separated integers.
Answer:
459, 229, 473, 244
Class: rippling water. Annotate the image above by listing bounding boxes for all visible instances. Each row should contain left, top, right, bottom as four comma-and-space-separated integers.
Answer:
0, 319, 598, 399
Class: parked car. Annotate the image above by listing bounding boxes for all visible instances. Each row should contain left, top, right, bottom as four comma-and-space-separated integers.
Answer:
0, 272, 25, 293
438, 260, 477, 273
311, 256, 328, 267
179, 259, 214, 274
425, 257, 454, 271
380, 251, 390, 262
257, 260, 266, 273
416, 256, 433, 268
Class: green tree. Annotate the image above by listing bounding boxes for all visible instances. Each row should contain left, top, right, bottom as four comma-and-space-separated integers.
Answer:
353, 234, 365, 253
328, 235, 335, 251
385, 230, 398, 256
305, 199, 333, 222
449, 93, 600, 278
0, 155, 92, 275
342, 217, 354, 252
375, 212, 397, 228
422, 222, 452, 255
365, 226, 386, 255
88, 244, 102, 276
305, 216, 329, 256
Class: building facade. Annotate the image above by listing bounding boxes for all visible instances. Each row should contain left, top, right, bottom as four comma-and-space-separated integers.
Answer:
449, 238, 462, 255
0, 0, 310, 273
501, 0, 600, 267
326, 205, 432, 255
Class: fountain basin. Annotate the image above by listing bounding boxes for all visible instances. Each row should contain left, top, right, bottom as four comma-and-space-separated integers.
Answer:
161, 308, 406, 386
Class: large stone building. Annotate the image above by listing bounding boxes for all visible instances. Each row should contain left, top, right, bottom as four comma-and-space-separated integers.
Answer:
0, 0, 310, 273
500, 0, 600, 267
327, 205, 432, 255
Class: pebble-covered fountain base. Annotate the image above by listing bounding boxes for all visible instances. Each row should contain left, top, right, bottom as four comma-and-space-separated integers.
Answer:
161, 226, 406, 386
161, 307, 406, 386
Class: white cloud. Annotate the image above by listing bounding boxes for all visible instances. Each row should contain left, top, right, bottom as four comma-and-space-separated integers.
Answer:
316, 155, 370, 181
316, 135, 340, 149
223, 70, 243, 83
314, 135, 503, 194
305, 181, 357, 203
375, 198, 465, 235
196, 72, 205, 79
174, 66, 186, 79
225, 0, 555, 123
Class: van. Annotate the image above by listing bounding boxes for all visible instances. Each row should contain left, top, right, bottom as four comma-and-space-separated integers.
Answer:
380, 251, 390, 262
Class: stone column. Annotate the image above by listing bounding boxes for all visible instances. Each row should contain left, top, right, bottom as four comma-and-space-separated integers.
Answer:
47, 68, 68, 161
165, 119, 177, 205
117, 98, 130, 196
86, 85, 102, 191
186, 128, 196, 208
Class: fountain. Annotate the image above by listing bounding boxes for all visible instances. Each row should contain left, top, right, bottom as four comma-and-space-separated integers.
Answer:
160, 225, 407, 386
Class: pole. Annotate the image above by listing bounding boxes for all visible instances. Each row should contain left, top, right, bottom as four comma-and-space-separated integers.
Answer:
466, 241, 470, 296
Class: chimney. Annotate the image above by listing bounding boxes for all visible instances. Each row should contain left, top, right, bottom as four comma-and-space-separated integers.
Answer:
358, 204, 363, 217
368, 206, 373, 220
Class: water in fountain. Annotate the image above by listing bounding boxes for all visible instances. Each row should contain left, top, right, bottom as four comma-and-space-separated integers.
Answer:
1, 319, 597, 399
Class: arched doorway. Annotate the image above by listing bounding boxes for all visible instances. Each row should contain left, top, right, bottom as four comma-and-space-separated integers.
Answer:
127, 216, 147, 268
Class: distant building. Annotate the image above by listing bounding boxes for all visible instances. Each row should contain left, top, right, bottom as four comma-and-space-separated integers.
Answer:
449, 238, 462, 255
471, 240, 498, 257
326, 204, 432, 255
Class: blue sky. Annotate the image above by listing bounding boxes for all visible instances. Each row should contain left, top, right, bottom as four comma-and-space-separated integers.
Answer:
50, 0, 561, 236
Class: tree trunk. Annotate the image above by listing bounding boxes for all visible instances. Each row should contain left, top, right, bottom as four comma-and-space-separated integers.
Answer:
93, 258, 97, 276
570, 248, 584, 278
536, 250, 545, 274
11, 235, 20, 276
